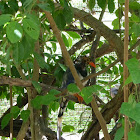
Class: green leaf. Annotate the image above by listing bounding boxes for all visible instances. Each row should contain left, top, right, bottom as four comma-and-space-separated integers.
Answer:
114, 126, 124, 140
31, 93, 58, 109
108, 0, 115, 13
31, 95, 42, 109
135, 122, 140, 136
88, 0, 95, 10
81, 85, 105, 104
20, 36, 35, 60
1, 113, 12, 129
115, 7, 123, 18
120, 102, 140, 124
13, 43, 24, 64
67, 83, 80, 93
0, 14, 12, 26
81, 86, 94, 104
62, 33, 69, 48
58, 63, 67, 72
49, 101, 59, 112
32, 81, 42, 94
129, 1, 140, 10
67, 101, 75, 110
51, 42, 56, 52
97, 0, 106, 9
53, 10, 66, 30
22, 17, 40, 40
23, 0, 33, 8
41, 94, 58, 106
130, 14, 140, 23
48, 89, 61, 95
125, 58, 140, 84
130, 23, 140, 37
34, 52, 50, 70
124, 75, 133, 86
112, 18, 119, 29
11, 106, 20, 119
6, 21, 23, 43
128, 131, 140, 140
62, 125, 75, 132
119, 0, 125, 4
63, 1, 73, 24
66, 31, 81, 39
37, 2, 54, 13
20, 110, 30, 122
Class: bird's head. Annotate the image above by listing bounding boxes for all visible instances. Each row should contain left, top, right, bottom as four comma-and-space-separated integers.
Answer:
81, 56, 96, 68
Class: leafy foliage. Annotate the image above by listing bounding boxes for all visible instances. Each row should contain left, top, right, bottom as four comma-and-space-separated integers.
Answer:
0, 0, 140, 139
1, 113, 12, 129
67, 83, 80, 93
126, 58, 140, 84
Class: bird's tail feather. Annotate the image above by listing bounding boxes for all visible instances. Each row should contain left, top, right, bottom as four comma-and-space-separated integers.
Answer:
57, 97, 68, 140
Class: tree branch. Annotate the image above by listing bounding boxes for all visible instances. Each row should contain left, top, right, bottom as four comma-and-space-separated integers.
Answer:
73, 8, 124, 63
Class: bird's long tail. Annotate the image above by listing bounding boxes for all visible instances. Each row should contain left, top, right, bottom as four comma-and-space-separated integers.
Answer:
57, 97, 68, 140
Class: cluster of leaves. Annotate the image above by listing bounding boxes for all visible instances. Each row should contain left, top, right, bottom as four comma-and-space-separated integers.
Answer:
114, 58, 140, 139
0, 0, 140, 138
112, 0, 140, 39
1, 106, 30, 129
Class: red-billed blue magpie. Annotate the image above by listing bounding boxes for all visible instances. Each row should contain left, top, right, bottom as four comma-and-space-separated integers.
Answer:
57, 56, 95, 140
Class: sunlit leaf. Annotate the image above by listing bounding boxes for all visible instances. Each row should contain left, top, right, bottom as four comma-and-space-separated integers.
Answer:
6, 21, 23, 43
62, 33, 69, 48
58, 63, 67, 72
66, 31, 81, 39
62, 125, 75, 132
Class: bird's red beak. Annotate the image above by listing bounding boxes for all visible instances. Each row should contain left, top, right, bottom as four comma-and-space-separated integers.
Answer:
89, 62, 96, 68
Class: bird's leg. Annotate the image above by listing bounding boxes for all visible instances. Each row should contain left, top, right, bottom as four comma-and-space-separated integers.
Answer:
73, 93, 83, 103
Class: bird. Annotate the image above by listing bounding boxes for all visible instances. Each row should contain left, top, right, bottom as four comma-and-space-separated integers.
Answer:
57, 56, 96, 140
110, 84, 120, 98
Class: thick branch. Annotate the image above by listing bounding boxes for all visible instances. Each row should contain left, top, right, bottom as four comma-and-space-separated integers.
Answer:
73, 8, 124, 63
81, 85, 124, 140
